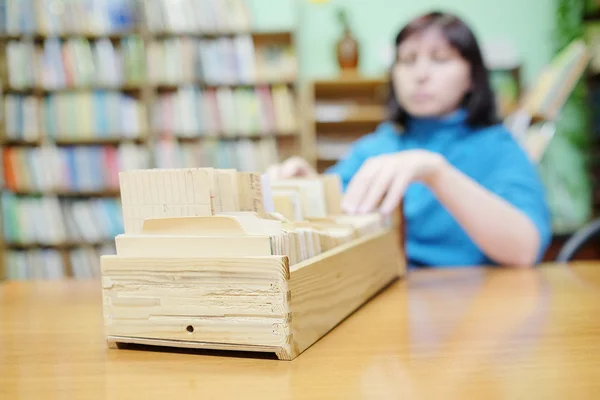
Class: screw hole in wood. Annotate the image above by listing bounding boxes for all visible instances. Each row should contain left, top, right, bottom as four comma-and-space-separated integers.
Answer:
186, 325, 194, 333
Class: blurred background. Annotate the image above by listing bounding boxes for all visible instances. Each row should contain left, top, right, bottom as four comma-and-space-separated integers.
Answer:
0, 0, 599, 279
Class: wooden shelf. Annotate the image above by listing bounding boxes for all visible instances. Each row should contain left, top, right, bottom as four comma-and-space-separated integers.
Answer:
3, 84, 143, 93
54, 137, 147, 146
313, 77, 388, 89
308, 77, 391, 172
166, 132, 298, 141
317, 157, 340, 162
0, 138, 40, 146
8, 190, 120, 198
153, 79, 296, 90
5, 241, 114, 250
316, 158, 337, 173
0, 31, 140, 41
1, 136, 147, 146
313, 77, 389, 99
316, 118, 384, 129
148, 30, 293, 40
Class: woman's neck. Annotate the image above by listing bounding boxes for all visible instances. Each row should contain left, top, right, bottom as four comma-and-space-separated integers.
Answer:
406, 108, 468, 133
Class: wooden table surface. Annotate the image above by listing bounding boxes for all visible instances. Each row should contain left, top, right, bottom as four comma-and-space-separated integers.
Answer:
1, 262, 599, 399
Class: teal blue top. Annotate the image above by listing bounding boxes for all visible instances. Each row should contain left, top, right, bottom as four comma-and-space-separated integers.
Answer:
326, 110, 552, 267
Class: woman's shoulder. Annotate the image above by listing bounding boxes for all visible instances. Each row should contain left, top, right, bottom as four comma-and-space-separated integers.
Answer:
470, 122, 518, 142
468, 123, 530, 158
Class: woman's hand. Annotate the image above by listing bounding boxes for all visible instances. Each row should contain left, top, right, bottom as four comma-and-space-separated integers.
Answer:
341, 150, 447, 215
342, 149, 542, 266
266, 156, 318, 180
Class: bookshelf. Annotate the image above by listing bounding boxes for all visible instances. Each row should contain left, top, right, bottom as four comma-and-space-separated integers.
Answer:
306, 77, 389, 173
0, 0, 302, 280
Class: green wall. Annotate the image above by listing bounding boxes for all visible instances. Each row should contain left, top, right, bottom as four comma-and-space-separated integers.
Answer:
249, 0, 557, 85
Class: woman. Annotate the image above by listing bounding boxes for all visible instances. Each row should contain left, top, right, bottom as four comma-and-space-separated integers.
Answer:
268, 11, 551, 268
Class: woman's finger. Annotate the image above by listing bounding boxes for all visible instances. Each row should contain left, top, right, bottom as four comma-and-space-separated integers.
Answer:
379, 173, 411, 215
342, 158, 381, 213
281, 157, 315, 178
266, 164, 282, 180
357, 163, 398, 213
281, 161, 303, 178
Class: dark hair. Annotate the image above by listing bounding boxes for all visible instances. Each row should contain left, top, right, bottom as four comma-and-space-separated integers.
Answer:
388, 11, 498, 128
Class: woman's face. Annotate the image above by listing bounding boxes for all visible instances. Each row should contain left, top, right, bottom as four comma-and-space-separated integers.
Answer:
393, 27, 472, 118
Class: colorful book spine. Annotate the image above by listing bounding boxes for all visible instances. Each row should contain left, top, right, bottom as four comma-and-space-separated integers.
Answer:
2, 193, 124, 246
146, 35, 295, 85
153, 86, 296, 137
3, 92, 147, 141
0, 0, 138, 35
5, 244, 115, 280
142, 0, 251, 34
5, 249, 65, 280
154, 137, 279, 172
1, 144, 150, 192
6, 36, 145, 89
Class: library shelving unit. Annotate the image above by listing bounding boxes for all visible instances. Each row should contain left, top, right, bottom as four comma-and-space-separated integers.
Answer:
0, 0, 302, 280
305, 76, 389, 173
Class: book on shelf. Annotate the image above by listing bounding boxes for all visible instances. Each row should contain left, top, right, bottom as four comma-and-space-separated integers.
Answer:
6, 244, 115, 280
0, 0, 138, 35
146, 35, 295, 85
3, 94, 40, 142
154, 137, 279, 172
152, 85, 296, 137
6, 36, 145, 89
0, 147, 3, 187
6, 249, 65, 280
254, 41, 297, 83
148, 35, 250, 84
71, 244, 116, 278
4, 91, 147, 142
2, 191, 122, 281
2, 194, 123, 246
5, 39, 36, 88
521, 39, 591, 121
2, 143, 150, 193
142, 0, 251, 34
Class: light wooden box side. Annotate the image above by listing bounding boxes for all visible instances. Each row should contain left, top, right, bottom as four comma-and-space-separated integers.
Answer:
287, 228, 403, 358
101, 256, 291, 355
101, 229, 405, 360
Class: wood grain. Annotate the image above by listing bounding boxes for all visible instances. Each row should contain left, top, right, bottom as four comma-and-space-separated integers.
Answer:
101, 229, 404, 360
101, 255, 292, 351
119, 169, 213, 234
1, 262, 599, 399
288, 229, 405, 357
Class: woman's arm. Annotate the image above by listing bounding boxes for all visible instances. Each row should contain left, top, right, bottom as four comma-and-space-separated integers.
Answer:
341, 150, 547, 267
427, 160, 541, 267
